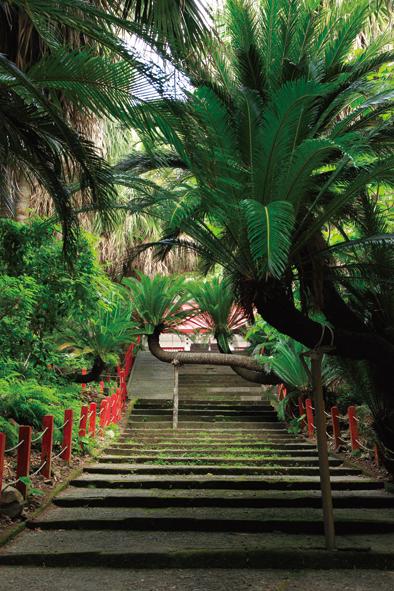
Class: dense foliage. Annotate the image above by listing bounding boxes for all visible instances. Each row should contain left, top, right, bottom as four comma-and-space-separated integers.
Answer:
0, 219, 106, 377
0, 218, 131, 442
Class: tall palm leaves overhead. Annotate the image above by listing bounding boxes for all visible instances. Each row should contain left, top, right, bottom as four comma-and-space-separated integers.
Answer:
0, 53, 118, 251
123, 0, 211, 47
0, 0, 212, 250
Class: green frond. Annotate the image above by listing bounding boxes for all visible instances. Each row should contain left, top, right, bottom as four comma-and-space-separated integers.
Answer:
257, 78, 331, 199
323, 2, 369, 76
125, 0, 212, 49
57, 294, 137, 361
27, 49, 150, 123
300, 156, 394, 250
226, 0, 265, 92
241, 199, 295, 279
123, 273, 196, 333
189, 276, 247, 350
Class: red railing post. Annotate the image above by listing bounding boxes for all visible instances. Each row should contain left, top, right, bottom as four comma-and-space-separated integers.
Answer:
41, 415, 54, 479
99, 399, 107, 434
305, 398, 315, 438
298, 397, 306, 430
125, 342, 135, 377
105, 397, 111, 427
81, 368, 87, 390
79, 405, 88, 439
331, 406, 341, 449
88, 402, 97, 438
114, 392, 118, 422
348, 405, 360, 451
111, 394, 116, 423
99, 380, 105, 394
61, 409, 73, 463
107, 395, 112, 424
16, 425, 32, 498
116, 391, 120, 421
116, 389, 121, 421
0, 432, 5, 492
118, 390, 123, 419
120, 369, 127, 404
374, 444, 381, 466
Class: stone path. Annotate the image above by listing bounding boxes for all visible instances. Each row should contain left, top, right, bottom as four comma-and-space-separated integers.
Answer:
1, 354, 394, 587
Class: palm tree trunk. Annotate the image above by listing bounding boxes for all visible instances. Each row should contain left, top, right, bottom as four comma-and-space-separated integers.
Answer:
15, 174, 31, 222
148, 327, 275, 377
253, 279, 394, 474
72, 355, 105, 383
214, 338, 281, 385
253, 279, 394, 372
229, 364, 281, 384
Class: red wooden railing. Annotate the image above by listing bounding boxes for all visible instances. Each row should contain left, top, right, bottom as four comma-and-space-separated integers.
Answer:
0, 356, 134, 497
277, 387, 382, 467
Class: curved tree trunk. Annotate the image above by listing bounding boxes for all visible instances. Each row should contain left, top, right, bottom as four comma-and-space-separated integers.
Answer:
253, 279, 394, 372
214, 339, 281, 385
252, 279, 394, 473
148, 328, 271, 374
72, 355, 105, 383
229, 364, 282, 384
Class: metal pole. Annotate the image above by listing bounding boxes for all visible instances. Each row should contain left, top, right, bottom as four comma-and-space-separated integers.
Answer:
310, 350, 336, 550
173, 362, 179, 430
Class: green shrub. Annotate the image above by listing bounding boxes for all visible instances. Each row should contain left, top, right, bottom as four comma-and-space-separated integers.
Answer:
0, 379, 82, 444
0, 416, 18, 448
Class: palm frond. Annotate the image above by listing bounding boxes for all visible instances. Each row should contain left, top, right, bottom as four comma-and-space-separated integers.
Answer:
241, 199, 295, 279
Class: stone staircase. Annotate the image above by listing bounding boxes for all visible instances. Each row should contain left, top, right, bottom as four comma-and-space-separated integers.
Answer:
1, 362, 394, 570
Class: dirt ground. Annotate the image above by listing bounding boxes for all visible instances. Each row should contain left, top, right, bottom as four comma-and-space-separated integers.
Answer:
0, 567, 393, 591
0, 449, 85, 532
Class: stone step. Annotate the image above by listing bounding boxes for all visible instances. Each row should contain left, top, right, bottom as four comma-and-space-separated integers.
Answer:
27, 506, 394, 535
175, 398, 265, 403
54, 487, 394, 509
128, 415, 279, 423
105, 447, 321, 457
180, 391, 264, 397
97, 455, 344, 467
134, 402, 273, 410
1, 529, 393, 568
71, 474, 383, 491
125, 422, 286, 430
118, 435, 299, 444
111, 442, 317, 451
121, 429, 291, 436
83, 463, 360, 477
131, 410, 278, 418
3, 567, 394, 590
133, 404, 275, 410
179, 381, 262, 388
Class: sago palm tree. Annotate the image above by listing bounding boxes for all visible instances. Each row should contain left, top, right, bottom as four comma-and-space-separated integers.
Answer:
123, 273, 268, 372
58, 295, 138, 381
118, 0, 394, 459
